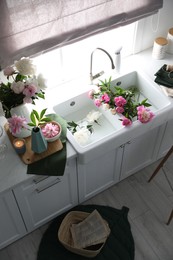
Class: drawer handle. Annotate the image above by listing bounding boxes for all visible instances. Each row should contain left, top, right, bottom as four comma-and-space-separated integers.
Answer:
33, 176, 49, 184
36, 178, 61, 193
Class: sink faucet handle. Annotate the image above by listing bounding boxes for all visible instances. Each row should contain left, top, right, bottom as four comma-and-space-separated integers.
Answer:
91, 71, 104, 81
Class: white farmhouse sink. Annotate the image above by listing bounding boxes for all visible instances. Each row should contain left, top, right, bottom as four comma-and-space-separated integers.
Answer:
53, 70, 171, 163
99, 70, 171, 129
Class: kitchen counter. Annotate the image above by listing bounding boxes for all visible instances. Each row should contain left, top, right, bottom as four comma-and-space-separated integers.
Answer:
0, 47, 173, 194
0, 117, 76, 194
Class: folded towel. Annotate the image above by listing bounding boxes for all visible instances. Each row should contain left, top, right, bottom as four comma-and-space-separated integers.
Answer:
154, 64, 173, 89
154, 64, 173, 97
160, 85, 173, 97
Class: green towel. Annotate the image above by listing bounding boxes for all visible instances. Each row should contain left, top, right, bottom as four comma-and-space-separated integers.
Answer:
27, 114, 67, 176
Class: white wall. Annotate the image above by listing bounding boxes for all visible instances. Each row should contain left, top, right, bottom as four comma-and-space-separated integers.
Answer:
134, 0, 173, 53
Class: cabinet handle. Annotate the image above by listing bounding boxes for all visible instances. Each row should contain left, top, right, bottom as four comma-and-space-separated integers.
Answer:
33, 176, 49, 184
35, 178, 61, 193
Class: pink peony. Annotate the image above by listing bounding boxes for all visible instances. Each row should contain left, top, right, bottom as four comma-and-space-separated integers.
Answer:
42, 123, 60, 138
114, 96, 127, 107
23, 83, 37, 97
116, 106, 124, 114
137, 105, 154, 123
8, 115, 28, 135
88, 90, 95, 99
94, 99, 102, 107
3, 66, 15, 76
101, 93, 110, 103
122, 117, 132, 126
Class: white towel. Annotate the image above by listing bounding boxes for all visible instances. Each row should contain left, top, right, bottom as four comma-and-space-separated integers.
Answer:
160, 85, 173, 97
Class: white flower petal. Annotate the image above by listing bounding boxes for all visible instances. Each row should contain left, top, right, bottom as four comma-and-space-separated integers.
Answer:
73, 127, 91, 145
86, 110, 102, 123
15, 57, 36, 75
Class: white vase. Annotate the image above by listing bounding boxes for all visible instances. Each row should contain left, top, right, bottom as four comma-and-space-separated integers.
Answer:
10, 103, 33, 138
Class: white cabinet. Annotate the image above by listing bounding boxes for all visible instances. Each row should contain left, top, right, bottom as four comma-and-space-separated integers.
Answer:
77, 148, 120, 203
78, 125, 165, 203
157, 119, 173, 159
1, 121, 172, 249
0, 190, 26, 250
118, 126, 164, 180
13, 159, 78, 232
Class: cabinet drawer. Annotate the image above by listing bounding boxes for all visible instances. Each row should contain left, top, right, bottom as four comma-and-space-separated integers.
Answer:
13, 159, 78, 231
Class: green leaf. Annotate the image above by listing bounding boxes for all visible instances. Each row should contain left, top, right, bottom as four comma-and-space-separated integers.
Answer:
28, 122, 36, 127
67, 121, 78, 128
144, 103, 151, 107
30, 111, 37, 125
40, 117, 51, 122
40, 108, 47, 119
37, 92, 45, 99
33, 109, 40, 121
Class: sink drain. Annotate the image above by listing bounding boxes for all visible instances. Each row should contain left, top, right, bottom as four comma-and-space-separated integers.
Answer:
116, 81, 121, 86
70, 101, 75, 106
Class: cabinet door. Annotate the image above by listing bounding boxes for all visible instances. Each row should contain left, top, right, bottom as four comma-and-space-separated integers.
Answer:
0, 190, 26, 249
120, 126, 162, 180
77, 148, 120, 203
13, 159, 78, 231
157, 119, 173, 158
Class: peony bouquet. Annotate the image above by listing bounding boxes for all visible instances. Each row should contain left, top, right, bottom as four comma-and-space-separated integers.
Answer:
0, 57, 47, 118
88, 77, 154, 126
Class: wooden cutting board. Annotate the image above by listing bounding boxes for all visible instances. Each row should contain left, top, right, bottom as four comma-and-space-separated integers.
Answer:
4, 123, 63, 165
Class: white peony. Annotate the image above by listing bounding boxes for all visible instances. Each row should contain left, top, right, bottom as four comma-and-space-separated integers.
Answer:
11, 81, 25, 94
93, 85, 101, 94
15, 57, 36, 75
102, 103, 110, 110
86, 110, 102, 123
73, 127, 91, 145
36, 73, 47, 90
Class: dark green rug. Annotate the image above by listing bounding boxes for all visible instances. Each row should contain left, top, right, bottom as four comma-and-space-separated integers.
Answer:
37, 205, 135, 260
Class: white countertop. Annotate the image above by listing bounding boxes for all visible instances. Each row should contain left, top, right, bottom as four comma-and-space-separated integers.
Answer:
0, 117, 76, 193
0, 47, 173, 194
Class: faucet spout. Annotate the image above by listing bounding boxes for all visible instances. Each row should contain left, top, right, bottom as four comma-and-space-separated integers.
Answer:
90, 47, 115, 84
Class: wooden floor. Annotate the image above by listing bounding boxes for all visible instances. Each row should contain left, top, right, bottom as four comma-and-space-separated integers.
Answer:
1, 156, 173, 260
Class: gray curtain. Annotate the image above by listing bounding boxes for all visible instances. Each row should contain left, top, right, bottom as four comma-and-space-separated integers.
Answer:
0, 0, 163, 68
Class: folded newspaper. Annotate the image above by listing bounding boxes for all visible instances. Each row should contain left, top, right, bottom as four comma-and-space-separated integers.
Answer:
70, 209, 110, 249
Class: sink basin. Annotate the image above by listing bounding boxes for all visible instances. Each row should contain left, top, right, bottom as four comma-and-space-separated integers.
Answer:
98, 70, 171, 129
53, 69, 171, 162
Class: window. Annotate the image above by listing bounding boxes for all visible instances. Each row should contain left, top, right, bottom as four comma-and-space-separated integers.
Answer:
33, 22, 136, 89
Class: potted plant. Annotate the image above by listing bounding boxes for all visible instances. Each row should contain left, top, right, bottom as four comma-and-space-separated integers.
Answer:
29, 108, 61, 142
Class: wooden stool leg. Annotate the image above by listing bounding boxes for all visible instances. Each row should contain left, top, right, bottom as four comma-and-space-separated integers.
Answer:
166, 209, 173, 225
148, 146, 173, 183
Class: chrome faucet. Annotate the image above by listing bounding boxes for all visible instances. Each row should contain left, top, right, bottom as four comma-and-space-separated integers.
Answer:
90, 47, 115, 84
